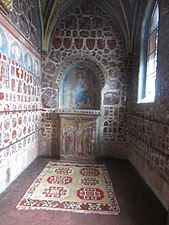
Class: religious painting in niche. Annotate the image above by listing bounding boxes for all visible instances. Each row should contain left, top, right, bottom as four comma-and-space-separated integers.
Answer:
0, 26, 8, 55
103, 91, 120, 105
24, 51, 33, 72
10, 41, 23, 66
41, 88, 58, 109
61, 66, 100, 110
60, 117, 96, 160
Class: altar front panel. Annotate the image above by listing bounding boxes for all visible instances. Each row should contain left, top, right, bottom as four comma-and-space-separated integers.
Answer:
60, 116, 97, 161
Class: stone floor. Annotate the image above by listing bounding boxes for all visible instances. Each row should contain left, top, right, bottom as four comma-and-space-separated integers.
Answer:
0, 156, 167, 225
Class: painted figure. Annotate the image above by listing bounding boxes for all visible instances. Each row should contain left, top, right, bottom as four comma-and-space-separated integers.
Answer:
76, 122, 82, 156
34, 60, 39, 74
61, 128, 66, 154
24, 52, 33, 72
60, 118, 96, 160
62, 65, 100, 109
81, 127, 89, 155
0, 27, 8, 55
75, 74, 90, 106
10, 42, 22, 65
65, 128, 75, 154
87, 126, 93, 155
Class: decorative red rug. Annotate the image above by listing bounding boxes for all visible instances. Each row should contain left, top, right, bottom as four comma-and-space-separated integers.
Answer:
16, 161, 120, 215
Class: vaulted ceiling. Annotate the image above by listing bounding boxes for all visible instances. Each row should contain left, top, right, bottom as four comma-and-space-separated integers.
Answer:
37, 0, 144, 53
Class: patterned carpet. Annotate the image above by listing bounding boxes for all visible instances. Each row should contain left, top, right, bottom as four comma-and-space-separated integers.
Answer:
16, 161, 120, 215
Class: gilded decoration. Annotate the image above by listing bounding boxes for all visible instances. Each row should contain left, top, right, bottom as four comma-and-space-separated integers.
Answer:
0, 0, 13, 12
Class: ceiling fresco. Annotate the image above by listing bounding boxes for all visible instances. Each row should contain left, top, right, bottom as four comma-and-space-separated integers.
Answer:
37, 0, 144, 53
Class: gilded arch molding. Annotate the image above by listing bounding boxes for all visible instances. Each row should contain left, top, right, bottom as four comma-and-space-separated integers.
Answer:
0, 0, 13, 12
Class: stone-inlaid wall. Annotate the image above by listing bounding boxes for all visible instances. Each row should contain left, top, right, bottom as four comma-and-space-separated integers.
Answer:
41, 0, 129, 158
6, 0, 39, 49
41, 111, 59, 156
128, 1, 169, 209
0, 15, 41, 193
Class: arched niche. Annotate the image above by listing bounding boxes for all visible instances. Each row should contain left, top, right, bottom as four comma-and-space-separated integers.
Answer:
59, 61, 102, 110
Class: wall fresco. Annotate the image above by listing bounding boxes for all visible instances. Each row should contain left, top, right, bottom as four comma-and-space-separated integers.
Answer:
34, 59, 40, 74
0, 0, 39, 194
24, 51, 33, 72
0, 26, 8, 55
0, 22, 41, 164
10, 41, 23, 66
61, 66, 100, 110
60, 116, 96, 161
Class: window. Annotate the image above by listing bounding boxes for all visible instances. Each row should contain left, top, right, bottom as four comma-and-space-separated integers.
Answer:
138, 1, 159, 103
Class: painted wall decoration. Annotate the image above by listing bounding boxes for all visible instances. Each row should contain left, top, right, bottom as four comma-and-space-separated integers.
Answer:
103, 91, 120, 105
10, 41, 23, 66
24, 51, 33, 72
60, 116, 96, 160
0, 60, 10, 89
34, 59, 40, 74
0, 26, 8, 56
0, 22, 41, 164
0, 4, 41, 194
41, 88, 58, 109
61, 65, 100, 110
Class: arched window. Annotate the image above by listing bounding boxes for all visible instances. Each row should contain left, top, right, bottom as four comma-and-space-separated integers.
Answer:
138, 1, 159, 103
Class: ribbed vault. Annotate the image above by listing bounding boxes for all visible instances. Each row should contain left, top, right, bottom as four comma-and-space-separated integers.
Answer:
37, 0, 143, 54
